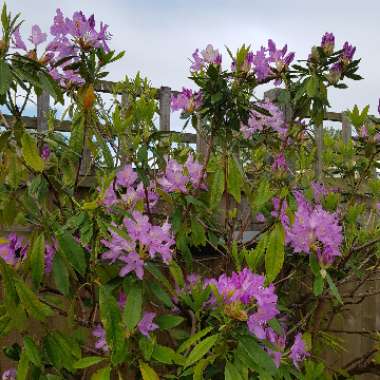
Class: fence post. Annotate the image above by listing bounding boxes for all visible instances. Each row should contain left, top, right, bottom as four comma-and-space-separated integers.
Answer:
159, 86, 171, 132
196, 114, 207, 160
37, 90, 50, 133
342, 112, 352, 144
315, 123, 324, 181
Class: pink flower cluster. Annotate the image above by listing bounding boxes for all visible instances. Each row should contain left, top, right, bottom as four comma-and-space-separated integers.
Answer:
101, 211, 175, 279
171, 88, 203, 113
0, 233, 28, 266
102, 164, 158, 210
282, 192, 342, 265
190, 44, 222, 71
191, 41, 294, 83
1, 369, 16, 380
206, 268, 278, 339
11, 9, 111, 87
240, 100, 286, 139
158, 155, 206, 193
205, 268, 309, 368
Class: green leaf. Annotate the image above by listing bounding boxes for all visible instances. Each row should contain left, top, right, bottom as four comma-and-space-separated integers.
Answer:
209, 168, 225, 209
16, 349, 29, 380
56, 230, 87, 275
191, 219, 206, 247
313, 274, 324, 297
99, 286, 125, 364
169, 260, 185, 287
148, 281, 173, 308
23, 336, 42, 367
194, 358, 210, 380
0, 257, 18, 307
29, 233, 45, 289
155, 315, 184, 330
185, 334, 219, 368
74, 356, 105, 369
15, 280, 53, 321
246, 234, 268, 271
238, 336, 277, 375
225, 361, 243, 380
0, 60, 12, 95
139, 361, 159, 380
38, 72, 63, 103
227, 156, 243, 203
124, 282, 142, 331
326, 273, 343, 304
177, 327, 213, 354
152, 344, 184, 365
265, 224, 285, 283
21, 133, 45, 172
306, 76, 320, 98
52, 252, 70, 296
91, 366, 111, 380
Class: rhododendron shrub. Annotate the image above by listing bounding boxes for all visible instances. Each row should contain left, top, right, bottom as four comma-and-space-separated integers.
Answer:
1, 3, 380, 379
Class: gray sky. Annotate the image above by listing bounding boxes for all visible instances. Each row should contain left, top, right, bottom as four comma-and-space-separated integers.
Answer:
9, 0, 380, 117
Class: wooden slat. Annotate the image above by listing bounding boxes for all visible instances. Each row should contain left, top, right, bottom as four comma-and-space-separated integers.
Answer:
1, 114, 72, 132
37, 91, 50, 133
342, 112, 352, 144
159, 86, 171, 131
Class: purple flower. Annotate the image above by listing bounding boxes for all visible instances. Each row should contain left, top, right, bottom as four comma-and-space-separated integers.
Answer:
290, 333, 309, 368
171, 88, 202, 113
190, 44, 221, 72
2, 369, 16, 380
256, 213, 266, 223
116, 164, 138, 188
267, 39, 295, 72
40, 144, 51, 160
50, 9, 69, 37
266, 328, 286, 368
283, 191, 342, 265
252, 47, 271, 81
0, 233, 28, 266
28, 25, 47, 46
147, 222, 175, 264
190, 49, 204, 71
272, 152, 288, 171
201, 44, 222, 65
93, 325, 109, 353
342, 41, 356, 63
45, 240, 58, 273
185, 154, 207, 189
11, 28, 27, 51
102, 184, 118, 207
321, 32, 335, 55
359, 125, 368, 138
241, 100, 286, 139
206, 268, 279, 340
101, 227, 136, 263
158, 158, 189, 193
311, 181, 328, 203
138, 312, 158, 337
119, 252, 145, 279
247, 303, 279, 339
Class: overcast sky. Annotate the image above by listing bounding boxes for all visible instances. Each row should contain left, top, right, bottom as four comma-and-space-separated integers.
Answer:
9, 0, 380, 118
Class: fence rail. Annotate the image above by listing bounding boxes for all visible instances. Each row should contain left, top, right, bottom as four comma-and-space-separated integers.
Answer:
2, 78, 378, 182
